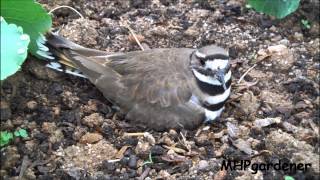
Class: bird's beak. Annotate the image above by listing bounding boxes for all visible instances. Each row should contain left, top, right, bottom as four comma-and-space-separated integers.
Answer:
216, 69, 226, 90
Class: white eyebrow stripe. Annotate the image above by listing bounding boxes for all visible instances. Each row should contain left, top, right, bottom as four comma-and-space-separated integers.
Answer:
193, 69, 232, 86
195, 50, 206, 59
204, 86, 231, 104
205, 59, 229, 70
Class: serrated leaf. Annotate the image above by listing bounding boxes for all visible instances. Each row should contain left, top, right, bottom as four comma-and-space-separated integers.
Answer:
1, 17, 30, 80
248, 0, 300, 19
14, 129, 28, 138
0, 0, 52, 56
0, 131, 13, 146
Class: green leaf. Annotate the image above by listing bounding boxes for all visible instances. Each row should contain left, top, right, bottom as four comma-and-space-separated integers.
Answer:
14, 129, 28, 138
0, 131, 14, 146
248, 0, 300, 19
284, 175, 295, 180
301, 19, 311, 29
1, 17, 30, 80
0, 0, 52, 56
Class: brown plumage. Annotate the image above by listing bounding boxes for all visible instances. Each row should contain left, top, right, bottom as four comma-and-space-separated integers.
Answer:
45, 33, 230, 131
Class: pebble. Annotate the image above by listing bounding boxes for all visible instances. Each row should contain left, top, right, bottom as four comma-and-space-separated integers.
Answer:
128, 155, 138, 169
2, 146, 20, 170
267, 44, 295, 72
294, 32, 304, 41
236, 91, 260, 120
41, 122, 57, 134
80, 132, 103, 144
169, 129, 177, 136
49, 129, 64, 144
150, 145, 166, 155
26, 100, 38, 110
198, 160, 209, 171
135, 141, 150, 155
50, 83, 63, 95
101, 160, 116, 173
279, 39, 290, 46
0, 101, 11, 120
82, 113, 104, 128
253, 117, 281, 128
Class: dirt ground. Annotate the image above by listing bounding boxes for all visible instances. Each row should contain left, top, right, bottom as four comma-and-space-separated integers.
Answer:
1, 0, 319, 179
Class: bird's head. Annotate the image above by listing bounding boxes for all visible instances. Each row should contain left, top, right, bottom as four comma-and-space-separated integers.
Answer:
191, 45, 230, 89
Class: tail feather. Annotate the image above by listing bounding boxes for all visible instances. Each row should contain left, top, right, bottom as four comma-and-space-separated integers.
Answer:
41, 32, 114, 79
41, 32, 87, 78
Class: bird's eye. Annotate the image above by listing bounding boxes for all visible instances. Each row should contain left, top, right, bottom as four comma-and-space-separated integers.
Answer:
200, 58, 205, 65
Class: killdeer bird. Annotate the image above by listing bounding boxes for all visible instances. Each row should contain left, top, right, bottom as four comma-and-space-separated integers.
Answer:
43, 33, 231, 131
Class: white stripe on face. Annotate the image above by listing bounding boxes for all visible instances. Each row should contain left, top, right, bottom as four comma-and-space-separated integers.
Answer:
204, 85, 231, 104
192, 69, 232, 86
204, 59, 229, 71
195, 50, 207, 59
204, 106, 224, 122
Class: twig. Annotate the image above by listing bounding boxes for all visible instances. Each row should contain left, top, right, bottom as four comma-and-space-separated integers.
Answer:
19, 156, 30, 178
237, 64, 257, 84
123, 132, 146, 137
49, 6, 84, 19
127, 26, 145, 51
179, 132, 191, 151
138, 167, 151, 180
120, 17, 144, 51
107, 159, 121, 163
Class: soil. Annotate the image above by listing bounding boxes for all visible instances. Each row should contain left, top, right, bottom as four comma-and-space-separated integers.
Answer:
1, 0, 319, 179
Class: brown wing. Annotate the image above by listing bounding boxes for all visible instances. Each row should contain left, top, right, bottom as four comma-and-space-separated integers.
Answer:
46, 33, 195, 108
103, 48, 196, 107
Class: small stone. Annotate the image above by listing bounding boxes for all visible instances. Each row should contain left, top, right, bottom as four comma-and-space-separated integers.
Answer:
2, 146, 20, 170
157, 170, 170, 178
226, 122, 240, 138
0, 101, 11, 120
73, 127, 87, 141
82, 113, 104, 128
49, 129, 64, 144
269, 26, 277, 32
294, 101, 309, 110
128, 155, 138, 169
80, 132, 103, 144
25, 140, 36, 152
161, 135, 175, 146
50, 83, 63, 95
254, 117, 281, 128
12, 116, 24, 126
135, 141, 150, 155
41, 122, 57, 134
150, 145, 166, 155
294, 32, 304, 41
198, 160, 209, 171
258, 44, 295, 72
195, 133, 210, 146
101, 160, 116, 173
169, 129, 177, 136
24, 168, 36, 179
236, 91, 260, 120
52, 106, 61, 116
271, 35, 282, 42
279, 39, 290, 46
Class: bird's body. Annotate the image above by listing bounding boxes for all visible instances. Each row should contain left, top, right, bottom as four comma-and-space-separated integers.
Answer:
44, 33, 231, 131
